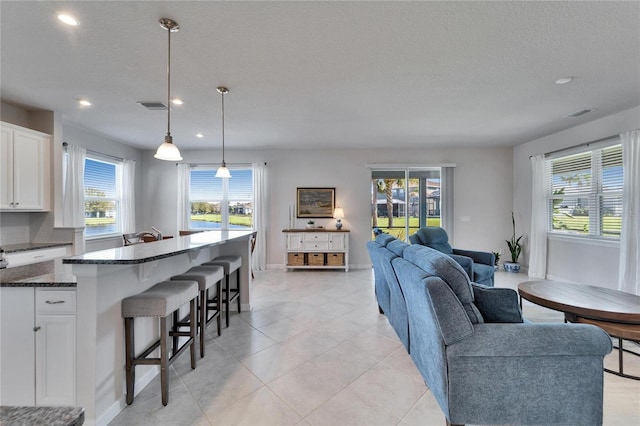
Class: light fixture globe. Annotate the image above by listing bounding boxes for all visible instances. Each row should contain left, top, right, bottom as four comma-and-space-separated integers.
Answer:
215, 164, 231, 178
154, 135, 183, 161
154, 18, 182, 161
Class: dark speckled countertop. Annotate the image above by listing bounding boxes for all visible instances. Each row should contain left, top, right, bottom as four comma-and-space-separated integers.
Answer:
0, 242, 76, 287
2, 242, 72, 253
0, 406, 84, 426
0, 272, 77, 287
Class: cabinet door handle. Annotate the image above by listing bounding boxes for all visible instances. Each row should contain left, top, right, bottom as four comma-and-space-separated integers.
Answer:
33, 326, 41, 332
45, 300, 65, 304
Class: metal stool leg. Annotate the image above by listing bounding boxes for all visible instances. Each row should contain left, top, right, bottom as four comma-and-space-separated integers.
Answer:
124, 317, 135, 405
236, 269, 241, 313
160, 315, 169, 406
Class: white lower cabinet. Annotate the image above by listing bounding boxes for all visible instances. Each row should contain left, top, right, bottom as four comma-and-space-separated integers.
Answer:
0, 287, 76, 406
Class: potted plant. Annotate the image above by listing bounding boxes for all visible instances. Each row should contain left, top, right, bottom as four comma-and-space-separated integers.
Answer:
504, 212, 523, 273
306, 220, 315, 229
492, 251, 501, 271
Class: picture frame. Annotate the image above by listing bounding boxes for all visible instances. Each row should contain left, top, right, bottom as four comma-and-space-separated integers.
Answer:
296, 187, 335, 218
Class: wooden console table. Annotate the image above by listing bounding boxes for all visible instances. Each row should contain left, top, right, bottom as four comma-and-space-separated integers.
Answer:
518, 280, 640, 380
283, 229, 349, 272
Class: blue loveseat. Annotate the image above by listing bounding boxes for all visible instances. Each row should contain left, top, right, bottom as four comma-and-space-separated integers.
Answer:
368, 234, 612, 425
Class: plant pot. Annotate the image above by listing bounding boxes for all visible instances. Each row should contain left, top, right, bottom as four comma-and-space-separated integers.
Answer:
503, 262, 521, 273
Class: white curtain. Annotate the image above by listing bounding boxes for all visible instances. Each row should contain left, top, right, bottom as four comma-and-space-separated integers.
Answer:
528, 154, 547, 279
253, 163, 268, 271
120, 159, 136, 234
618, 130, 640, 295
62, 144, 86, 228
177, 163, 191, 231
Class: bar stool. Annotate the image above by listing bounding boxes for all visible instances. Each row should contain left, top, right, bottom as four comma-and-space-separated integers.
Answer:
121, 280, 198, 406
202, 255, 242, 327
170, 265, 225, 358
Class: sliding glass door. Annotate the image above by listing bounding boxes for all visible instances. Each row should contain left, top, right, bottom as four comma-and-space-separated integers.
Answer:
371, 168, 442, 240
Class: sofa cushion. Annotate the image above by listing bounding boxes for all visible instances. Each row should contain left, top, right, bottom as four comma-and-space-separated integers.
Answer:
425, 277, 475, 345
387, 239, 409, 256
403, 245, 484, 324
375, 233, 395, 247
471, 284, 523, 323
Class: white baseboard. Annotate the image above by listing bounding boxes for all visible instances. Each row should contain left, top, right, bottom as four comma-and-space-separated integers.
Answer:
97, 366, 159, 426
545, 274, 580, 284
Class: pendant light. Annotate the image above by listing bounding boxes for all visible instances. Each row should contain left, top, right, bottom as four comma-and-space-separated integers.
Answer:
154, 18, 183, 161
215, 86, 231, 178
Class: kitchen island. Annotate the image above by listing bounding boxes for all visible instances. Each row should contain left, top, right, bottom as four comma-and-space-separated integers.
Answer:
62, 230, 254, 425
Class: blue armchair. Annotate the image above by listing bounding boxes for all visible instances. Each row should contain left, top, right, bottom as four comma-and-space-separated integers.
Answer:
409, 227, 495, 286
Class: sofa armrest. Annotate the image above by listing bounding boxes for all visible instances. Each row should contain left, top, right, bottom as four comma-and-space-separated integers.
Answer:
471, 284, 523, 323
449, 254, 473, 279
448, 323, 612, 357
453, 249, 494, 267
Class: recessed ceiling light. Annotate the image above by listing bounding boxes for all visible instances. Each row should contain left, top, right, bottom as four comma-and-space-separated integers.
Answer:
196, 133, 204, 138
78, 99, 91, 106
555, 77, 574, 85
58, 13, 78, 26
171, 98, 184, 105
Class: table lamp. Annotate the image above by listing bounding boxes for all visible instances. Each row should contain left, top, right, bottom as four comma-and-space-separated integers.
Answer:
334, 207, 344, 230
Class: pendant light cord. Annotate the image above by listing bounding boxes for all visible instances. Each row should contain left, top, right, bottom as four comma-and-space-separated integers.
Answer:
221, 89, 225, 165
167, 24, 171, 137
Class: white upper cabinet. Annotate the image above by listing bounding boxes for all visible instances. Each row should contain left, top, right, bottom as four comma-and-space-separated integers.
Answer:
0, 121, 50, 211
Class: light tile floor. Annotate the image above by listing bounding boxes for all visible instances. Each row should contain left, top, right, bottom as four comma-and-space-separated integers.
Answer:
110, 269, 640, 426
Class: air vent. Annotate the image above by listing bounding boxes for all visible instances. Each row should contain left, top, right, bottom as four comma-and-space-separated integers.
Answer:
137, 101, 168, 110
566, 109, 592, 118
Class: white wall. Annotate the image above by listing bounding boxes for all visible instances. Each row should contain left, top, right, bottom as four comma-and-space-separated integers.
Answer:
512, 106, 639, 287
141, 145, 513, 269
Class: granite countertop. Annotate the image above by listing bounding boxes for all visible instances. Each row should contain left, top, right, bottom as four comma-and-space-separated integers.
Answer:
0, 406, 84, 426
63, 229, 255, 265
0, 272, 77, 287
2, 242, 73, 253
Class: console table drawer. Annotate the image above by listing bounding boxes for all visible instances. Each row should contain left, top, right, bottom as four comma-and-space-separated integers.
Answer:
303, 241, 329, 251
303, 233, 329, 242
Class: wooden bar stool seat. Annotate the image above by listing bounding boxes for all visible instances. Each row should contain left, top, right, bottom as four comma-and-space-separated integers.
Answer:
171, 265, 225, 357
121, 280, 198, 406
202, 255, 242, 327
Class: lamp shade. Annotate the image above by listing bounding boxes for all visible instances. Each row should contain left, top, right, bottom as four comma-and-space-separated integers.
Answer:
333, 207, 344, 219
154, 139, 183, 161
215, 164, 231, 178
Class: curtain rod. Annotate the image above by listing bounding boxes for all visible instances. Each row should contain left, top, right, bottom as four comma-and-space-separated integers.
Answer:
63, 141, 126, 163
176, 162, 267, 166
529, 133, 623, 159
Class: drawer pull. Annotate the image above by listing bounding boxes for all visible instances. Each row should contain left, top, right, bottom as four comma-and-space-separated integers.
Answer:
45, 300, 65, 305
34, 255, 46, 259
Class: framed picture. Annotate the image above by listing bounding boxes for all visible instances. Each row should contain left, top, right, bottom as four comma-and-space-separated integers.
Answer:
296, 187, 335, 218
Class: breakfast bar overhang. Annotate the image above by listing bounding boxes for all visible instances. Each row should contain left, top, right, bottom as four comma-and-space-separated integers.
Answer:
63, 230, 255, 425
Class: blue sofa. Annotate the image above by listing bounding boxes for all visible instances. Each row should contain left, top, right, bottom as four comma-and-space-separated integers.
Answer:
409, 227, 495, 286
367, 233, 411, 351
368, 235, 612, 425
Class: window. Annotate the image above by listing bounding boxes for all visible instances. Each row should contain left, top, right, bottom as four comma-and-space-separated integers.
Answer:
547, 142, 622, 238
84, 155, 122, 238
371, 168, 443, 240
189, 165, 254, 230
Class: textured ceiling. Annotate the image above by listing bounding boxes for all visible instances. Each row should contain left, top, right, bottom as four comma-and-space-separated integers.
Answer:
1, 1, 639, 151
